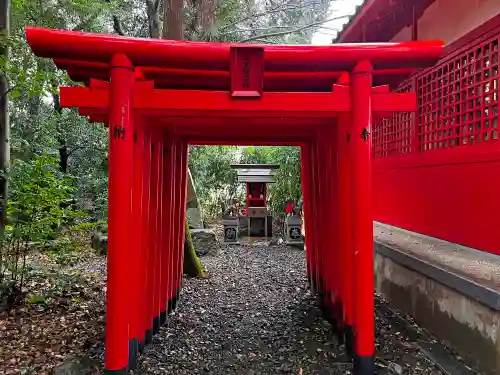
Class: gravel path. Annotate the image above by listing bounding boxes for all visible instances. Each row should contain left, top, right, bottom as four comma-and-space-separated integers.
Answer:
136, 241, 346, 375
134, 240, 459, 375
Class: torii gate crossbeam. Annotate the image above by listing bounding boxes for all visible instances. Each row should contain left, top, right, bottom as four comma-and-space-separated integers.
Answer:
25, 26, 443, 375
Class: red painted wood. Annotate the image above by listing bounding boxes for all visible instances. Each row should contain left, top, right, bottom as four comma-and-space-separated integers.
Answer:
171, 139, 180, 301
337, 114, 353, 327
328, 124, 342, 327
230, 46, 264, 97
130, 118, 144, 345
373, 148, 500, 254
105, 54, 135, 371
60, 86, 416, 116
140, 128, 152, 344
26, 27, 443, 72
372, 26, 500, 254
146, 131, 159, 334
350, 61, 375, 358
152, 130, 163, 325
160, 136, 172, 315
177, 140, 189, 290
169, 139, 178, 303
58, 61, 415, 92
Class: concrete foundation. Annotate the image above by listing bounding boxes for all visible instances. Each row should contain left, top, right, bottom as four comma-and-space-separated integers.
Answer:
374, 227, 500, 375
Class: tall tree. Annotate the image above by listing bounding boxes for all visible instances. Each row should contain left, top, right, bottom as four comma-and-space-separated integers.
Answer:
0, 0, 10, 238
163, 0, 184, 39
145, 0, 161, 38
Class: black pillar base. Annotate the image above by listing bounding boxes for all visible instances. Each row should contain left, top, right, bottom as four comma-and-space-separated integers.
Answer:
167, 298, 174, 314
334, 301, 345, 346
153, 316, 160, 335
160, 310, 167, 326
316, 293, 325, 311
104, 368, 128, 375
145, 329, 153, 345
353, 355, 375, 375
309, 275, 317, 293
336, 326, 345, 346
344, 325, 354, 358
318, 298, 339, 334
138, 339, 145, 353
171, 292, 179, 311
128, 338, 138, 370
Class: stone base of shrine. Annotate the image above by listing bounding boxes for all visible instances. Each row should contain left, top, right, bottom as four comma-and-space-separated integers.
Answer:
374, 222, 500, 375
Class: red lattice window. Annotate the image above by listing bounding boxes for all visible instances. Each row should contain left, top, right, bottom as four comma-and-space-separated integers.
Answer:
417, 36, 499, 151
372, 82, 414, 158
373, 28, 500, 158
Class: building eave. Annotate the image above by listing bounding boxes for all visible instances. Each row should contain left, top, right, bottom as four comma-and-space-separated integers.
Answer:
335, 0, 436, 43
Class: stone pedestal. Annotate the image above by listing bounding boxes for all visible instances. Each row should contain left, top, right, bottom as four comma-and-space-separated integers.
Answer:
285, 215, 303, 245
223, 217, 239, 244
246, 207, 272, 237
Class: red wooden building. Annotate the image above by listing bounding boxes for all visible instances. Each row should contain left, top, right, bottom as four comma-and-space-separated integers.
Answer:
337, 0, 500, 255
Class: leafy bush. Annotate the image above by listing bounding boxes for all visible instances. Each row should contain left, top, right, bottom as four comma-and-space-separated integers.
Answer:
0, 154, 86, 302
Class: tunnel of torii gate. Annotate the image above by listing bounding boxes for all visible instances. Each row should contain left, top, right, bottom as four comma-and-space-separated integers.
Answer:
25, 27, 444, 375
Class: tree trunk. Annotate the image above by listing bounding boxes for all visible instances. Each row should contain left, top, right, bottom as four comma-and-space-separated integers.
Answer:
200, 0, 217, 30
0, 0, 10, 240
183, 217, 205, 277
163, 0, 184, 40
146, 0, 161, 38
159, 0, 205, 278
196, 0, 217, 35
52, 92, 68, 173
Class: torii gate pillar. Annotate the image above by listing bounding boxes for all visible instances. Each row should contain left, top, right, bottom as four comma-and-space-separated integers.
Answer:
350, 60, 375, 374
105, 54, 135, 374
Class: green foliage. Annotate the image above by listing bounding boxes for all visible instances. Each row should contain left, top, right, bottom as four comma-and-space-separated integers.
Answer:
1, 154, 85, 293
71, 220, 107, 233
27, 294, 46, 305
189, 145, 302, 217
8, 154, 80, 241
5, 0, 112, 222
46, 238, 85, 266
188, 145, 240, 217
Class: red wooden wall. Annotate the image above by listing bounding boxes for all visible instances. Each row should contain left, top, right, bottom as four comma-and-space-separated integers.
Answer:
372, 22, 500, 254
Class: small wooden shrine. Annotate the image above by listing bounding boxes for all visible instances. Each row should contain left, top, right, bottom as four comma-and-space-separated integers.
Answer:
231, 164, 279, 237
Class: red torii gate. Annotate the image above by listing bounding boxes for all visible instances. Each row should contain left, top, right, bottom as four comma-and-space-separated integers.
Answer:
25, 27, 443, 375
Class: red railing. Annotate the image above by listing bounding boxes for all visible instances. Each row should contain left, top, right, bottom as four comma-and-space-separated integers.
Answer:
373, 24, 500, 254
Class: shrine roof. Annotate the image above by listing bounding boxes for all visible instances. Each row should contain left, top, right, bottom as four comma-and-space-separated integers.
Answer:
25, 27, 444, 92
231, 164, 280, 169
231, 164, 279, 184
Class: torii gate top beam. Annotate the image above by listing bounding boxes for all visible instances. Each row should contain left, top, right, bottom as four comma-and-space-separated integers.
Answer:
24, 27, 444, 145
26, 27, 443, 86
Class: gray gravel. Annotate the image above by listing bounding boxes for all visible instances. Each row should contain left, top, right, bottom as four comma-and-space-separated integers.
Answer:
136, 241, 349, 375
134, 240, 454, 375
